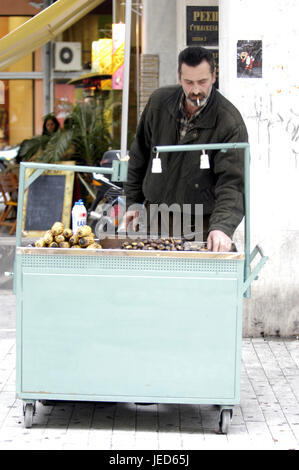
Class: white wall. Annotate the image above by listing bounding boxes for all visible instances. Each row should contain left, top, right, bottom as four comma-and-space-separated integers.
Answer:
142, 0, 177, 86
220, 0, 299, 336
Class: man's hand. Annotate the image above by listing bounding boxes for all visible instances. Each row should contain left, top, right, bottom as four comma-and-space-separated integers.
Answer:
123, 210, 139, 231
207, 230, 232, 252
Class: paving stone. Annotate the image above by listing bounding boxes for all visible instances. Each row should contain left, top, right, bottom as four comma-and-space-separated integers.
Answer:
0, 294, 298, 449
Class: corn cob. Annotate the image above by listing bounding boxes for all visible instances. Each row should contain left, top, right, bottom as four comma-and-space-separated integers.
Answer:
77, 225, 92, 238
78, 236, 95, 248
63, 228, 73, 239
86, 243, 102, 249
43, 230, 53, 245
35, 238, 46, 247
51, 221, 64, 236
55, 234, 65, 243
69, 233, 79, 245
59, 241, 70, 248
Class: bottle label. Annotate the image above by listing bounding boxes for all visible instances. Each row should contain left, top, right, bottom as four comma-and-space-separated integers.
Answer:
76, 219, 86, 226
72, 204, 87, 233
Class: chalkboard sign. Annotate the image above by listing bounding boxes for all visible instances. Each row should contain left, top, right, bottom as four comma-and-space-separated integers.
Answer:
22, 167, 74, 237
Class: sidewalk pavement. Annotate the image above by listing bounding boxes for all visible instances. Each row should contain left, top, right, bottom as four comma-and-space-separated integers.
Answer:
0, 290, 298, 450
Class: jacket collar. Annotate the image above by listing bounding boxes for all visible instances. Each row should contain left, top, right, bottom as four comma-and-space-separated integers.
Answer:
166, 85, 218, 129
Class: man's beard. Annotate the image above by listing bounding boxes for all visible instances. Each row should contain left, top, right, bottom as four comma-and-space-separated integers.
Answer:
184, 84, 213, 108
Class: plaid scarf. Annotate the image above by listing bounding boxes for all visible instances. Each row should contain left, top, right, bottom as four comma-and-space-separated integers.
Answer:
177, 92, 208, 140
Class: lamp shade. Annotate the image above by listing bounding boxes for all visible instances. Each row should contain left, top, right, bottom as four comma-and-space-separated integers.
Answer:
92, 38, 112, 75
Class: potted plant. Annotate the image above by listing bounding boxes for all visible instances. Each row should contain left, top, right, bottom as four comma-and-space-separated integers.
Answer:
17, 101, 116, 167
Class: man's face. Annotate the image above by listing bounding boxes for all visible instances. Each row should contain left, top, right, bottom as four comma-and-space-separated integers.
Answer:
178, 60, 216, 107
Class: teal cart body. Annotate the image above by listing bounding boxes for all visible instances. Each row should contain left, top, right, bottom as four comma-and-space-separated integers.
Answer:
13, 144, 267, 432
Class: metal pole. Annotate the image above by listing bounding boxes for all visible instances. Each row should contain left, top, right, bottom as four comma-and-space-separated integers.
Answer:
154, 143, 249, 153
42, 0, 52, 115
15, 163, 26, 252
49, 41, 54, 112
113, 0, 117, 23
20, 161, 114, 175
244, 145, 251, 298
136, 0, 140, 120
42, 41, 51, 115
120, 0, 132, 160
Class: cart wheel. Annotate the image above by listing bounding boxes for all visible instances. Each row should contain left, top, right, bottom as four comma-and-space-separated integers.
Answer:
219, 409, 232, 434
24, 403, 34, 428
39, 400, 54, 406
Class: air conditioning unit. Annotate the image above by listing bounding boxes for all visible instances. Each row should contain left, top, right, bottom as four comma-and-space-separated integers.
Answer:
54, 42, 82, 71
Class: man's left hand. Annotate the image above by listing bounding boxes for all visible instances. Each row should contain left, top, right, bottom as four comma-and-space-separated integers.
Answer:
207, 230, 232, 252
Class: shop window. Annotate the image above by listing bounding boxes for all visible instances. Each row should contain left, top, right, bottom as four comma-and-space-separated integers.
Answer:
54, 83, 76, 128
0, 16, 43, 148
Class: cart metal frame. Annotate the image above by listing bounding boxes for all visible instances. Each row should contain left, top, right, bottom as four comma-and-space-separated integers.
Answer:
13, 143, 267, 432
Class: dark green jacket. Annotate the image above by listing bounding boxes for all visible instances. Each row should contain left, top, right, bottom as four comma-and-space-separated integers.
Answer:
124, 85, 248, 238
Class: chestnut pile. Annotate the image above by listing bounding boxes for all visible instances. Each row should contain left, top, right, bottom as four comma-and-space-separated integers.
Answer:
121, 238, 185, 251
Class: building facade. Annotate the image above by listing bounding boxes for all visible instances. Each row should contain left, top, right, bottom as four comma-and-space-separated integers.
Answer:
0, 0, 298, 337
0, 0, 140, 148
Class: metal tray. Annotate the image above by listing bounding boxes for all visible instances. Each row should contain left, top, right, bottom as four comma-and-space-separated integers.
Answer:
17, 238, 244, 260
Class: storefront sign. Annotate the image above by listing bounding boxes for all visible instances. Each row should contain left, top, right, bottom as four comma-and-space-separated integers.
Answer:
186, 6, 219, 46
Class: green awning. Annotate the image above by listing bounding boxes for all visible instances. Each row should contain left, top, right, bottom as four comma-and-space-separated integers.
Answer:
0, 0, 105, 71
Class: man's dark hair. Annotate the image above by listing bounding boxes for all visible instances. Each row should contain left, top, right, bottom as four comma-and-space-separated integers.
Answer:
178, 46, 215, 76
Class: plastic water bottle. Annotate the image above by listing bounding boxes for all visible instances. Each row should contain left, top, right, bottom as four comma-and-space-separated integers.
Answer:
72, 199, 87, 234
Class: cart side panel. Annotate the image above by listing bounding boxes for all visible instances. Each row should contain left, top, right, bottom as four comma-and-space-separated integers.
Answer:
18, 253, 244, 404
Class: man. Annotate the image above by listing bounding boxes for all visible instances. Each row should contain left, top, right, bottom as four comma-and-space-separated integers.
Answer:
124, 46, 248, 251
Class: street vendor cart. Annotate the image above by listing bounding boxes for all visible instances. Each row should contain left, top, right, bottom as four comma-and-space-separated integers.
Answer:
13, 143, 267, 432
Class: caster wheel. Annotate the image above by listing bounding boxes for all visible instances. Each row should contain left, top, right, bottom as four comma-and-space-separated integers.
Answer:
24, 403, 34, 428
219, 409, 232, 434
39, 400, 54, 406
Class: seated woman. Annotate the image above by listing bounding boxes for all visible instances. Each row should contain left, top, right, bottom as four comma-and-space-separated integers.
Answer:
42, 114, 60, 136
